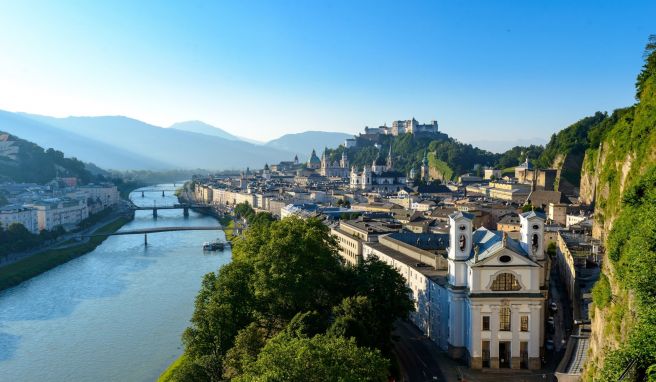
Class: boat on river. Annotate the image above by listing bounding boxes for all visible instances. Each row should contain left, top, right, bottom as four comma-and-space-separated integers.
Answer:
202, 240, 225, 251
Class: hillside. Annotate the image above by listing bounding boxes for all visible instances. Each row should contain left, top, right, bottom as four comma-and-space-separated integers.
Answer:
0, 110, 170, 170
0, 131, 94, 184
324, 130, 500, 180
536, 112, 609, 195
169, 121, 245, 142
4, 112, 293, 170
266, 131, 353, 157
580, 36, 656, 381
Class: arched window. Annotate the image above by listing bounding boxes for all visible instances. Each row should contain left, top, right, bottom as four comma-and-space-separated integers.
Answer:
491, 273, 521, 291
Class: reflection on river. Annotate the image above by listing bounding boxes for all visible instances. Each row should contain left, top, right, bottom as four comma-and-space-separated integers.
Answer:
0, 184, 229, 382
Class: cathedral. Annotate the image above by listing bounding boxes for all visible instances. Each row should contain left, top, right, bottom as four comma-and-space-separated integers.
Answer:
319, 149, 350, 178
349, 147, 407, 193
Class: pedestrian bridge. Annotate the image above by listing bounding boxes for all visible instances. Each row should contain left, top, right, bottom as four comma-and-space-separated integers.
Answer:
82, 226, 222, 245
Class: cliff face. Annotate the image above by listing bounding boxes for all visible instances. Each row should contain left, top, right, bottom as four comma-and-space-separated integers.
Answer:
580, 39, 656, 381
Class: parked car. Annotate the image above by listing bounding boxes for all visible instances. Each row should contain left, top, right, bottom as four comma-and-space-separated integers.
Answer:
546, 339, 554, 351
550, 302, 558, 311
547, 316, 555, 326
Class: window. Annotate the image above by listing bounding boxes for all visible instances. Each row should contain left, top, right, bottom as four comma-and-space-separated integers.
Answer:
521, 315, 529, 332
500, 305, 511, 331
491, 273, 521, 291
482, 316, 490, 331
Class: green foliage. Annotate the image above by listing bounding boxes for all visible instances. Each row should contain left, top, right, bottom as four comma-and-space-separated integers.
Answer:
592, 274, 612, 309
521, 204, 544, 213
427, 153, 453, 180
233, 332, 389, 382
0, 131, 95, 184
496, 145, 544, 169
178, 216, 413, 380
536, 112, 608, 169
233, 202, 255, 221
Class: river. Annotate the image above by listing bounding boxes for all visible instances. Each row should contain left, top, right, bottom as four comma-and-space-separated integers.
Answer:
0, 184, 230, 382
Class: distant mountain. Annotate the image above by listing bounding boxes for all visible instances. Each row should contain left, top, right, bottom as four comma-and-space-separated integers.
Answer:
169, 121, 263, 145
169, 120, 241, 141
9, 112, 292, 170
0, 111, 170, 170
0, 130, 95, 184
266, 131, 353, 158
468, 137, 547, 153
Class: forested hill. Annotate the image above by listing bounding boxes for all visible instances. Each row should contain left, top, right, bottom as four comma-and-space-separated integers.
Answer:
323, 131, 538, 180
580, 36, 656, 381
0, 131, 94, 184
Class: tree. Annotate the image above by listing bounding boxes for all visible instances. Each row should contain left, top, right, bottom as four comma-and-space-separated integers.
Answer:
182, 262, 256, 380
233, 217, 347, 323
234, 333, 389, 382
328, 296, 377, 348
348, 257, 414, 352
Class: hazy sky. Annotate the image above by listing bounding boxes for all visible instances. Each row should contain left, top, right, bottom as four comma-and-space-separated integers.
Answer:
0, 1, 654, 143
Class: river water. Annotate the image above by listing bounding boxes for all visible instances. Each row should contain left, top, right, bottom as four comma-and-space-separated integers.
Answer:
0, 184, 229, 382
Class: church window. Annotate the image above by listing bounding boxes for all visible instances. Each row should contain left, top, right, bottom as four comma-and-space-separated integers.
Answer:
491, 273, 521, 291
500, 305, 511, 331
520, 315, 529, 332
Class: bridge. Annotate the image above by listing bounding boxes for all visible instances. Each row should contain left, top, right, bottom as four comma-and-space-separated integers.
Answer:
82, 226, 222, 245
128, 201, 211, 218
135, 188, 180, 197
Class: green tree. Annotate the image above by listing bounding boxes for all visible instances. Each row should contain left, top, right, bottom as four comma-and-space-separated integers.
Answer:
182, 262, 256, 380
234, 333, 389, 382
348, 257, 414, 352
233, 217, 346, 323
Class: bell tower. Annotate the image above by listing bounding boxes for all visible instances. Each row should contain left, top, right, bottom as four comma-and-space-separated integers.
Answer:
520, 211, 545, 260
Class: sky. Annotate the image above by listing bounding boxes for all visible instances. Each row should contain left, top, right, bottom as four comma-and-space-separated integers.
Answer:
0, 1, 654, 145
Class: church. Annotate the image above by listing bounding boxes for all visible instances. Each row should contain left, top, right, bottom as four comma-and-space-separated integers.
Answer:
349, 147, 407, 193
319, 149, 350, 178
362, 211, 548, 370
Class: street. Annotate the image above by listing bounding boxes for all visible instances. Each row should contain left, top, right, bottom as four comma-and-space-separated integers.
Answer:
393, 320, 446, 382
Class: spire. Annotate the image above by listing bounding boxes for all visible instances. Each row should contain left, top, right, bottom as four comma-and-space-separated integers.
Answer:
386, 146, 393, 170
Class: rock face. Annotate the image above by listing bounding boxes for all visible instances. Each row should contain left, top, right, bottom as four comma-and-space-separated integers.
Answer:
579, 44, 656, 380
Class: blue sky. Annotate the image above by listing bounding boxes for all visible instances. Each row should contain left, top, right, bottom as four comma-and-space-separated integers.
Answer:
0, 1, 654, 146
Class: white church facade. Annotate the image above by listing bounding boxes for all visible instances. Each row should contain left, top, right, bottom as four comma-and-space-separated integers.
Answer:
363, 211, 548, 370
349, 148, 407, 193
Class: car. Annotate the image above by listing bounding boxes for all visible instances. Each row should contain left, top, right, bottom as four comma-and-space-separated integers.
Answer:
545, 339, 555, 351
550, 302, 558, 311
547, 316, 555, 326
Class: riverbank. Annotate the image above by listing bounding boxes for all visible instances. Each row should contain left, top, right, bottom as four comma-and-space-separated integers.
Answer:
0, 215, 132, 291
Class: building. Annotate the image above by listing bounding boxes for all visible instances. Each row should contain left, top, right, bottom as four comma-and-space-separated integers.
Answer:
350, 149, 407, 193
78, 184, 119, 209
331, 217, 402, 266
319, 149, 349, 178
307, 149, 321, 169
391, 118, 439, 135
363, 211, 548, 370
0, 205, 39, 233
26, 198, 89, 231
484, 168, 503, 180
344, 138, 357, 148
548, 202, 568, 226
497, 213, 521, 233
514, 159, 557, 191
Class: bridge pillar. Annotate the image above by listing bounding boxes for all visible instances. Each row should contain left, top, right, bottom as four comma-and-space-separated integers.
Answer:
162, 190, 165, 197
144, 233, 148, 246
183, 207, 189, 217
141, 191, 145, 197
153, 208, 158, 219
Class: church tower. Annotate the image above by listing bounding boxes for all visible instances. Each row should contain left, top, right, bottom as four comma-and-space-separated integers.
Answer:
340, 151, 349, 168
386, 146, 393, 170
420, 151, 429, 181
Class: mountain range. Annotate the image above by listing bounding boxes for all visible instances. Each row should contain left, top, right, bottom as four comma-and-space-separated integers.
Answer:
0, 110, 352, 171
